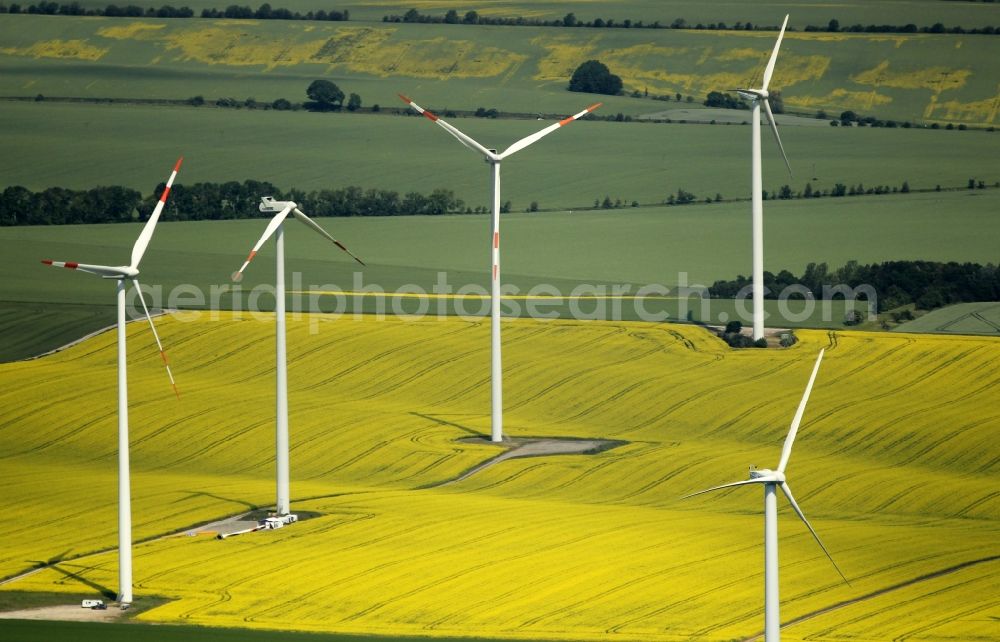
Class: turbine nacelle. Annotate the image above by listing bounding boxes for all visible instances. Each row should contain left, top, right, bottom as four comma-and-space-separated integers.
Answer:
737, 89, 768, 101
260, 197, 297, 214
107, 266, 139, 279
748, 467, 784, 483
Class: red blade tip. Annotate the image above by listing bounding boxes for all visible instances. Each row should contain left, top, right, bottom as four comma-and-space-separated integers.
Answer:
174, 157, 184, 171
41, 260, 53, 265
588, 103, 603, 112
398, 93, 412, 104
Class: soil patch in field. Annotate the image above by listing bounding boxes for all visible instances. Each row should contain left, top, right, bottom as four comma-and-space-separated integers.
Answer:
432, 436, 626, 487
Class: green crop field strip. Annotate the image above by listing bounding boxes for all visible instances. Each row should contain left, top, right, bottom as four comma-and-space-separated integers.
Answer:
3, 188, 1000, 360
1, 102, 998, 204
1, 318, 997, 640
2, 619, 562, 642
894, 302, 1000, 335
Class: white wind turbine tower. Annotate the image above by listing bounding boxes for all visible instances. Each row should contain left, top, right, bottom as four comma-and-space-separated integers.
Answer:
41, 157, 183, 605
232, 197, 364, 516
399, 94, 601, 442
737, 14, 793, 341
683, 349, 850, 642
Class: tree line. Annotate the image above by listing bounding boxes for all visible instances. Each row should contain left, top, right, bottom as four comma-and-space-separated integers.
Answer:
0, 181, 469, 227
0, 2, 349, 21
379, 8, 998, 35
764, 178, 997, 200
704, 90, 785, 113
1, 3, 995, 34
708, 260, 1000, 312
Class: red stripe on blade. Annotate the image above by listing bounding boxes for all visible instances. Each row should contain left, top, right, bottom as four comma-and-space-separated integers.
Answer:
247, 250, 257, 262
159, 186, 171, 203
493, 232, 499, 249
423, 110, 439, 122
559, 116, 574, 126
66, 262, 79, 269
493, 264, 497, 280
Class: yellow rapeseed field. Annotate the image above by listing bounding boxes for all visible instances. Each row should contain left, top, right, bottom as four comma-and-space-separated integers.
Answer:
2, 314, 997, 641
0, 38, 107, 61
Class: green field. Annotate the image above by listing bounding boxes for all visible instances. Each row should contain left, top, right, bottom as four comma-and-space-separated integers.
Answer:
0, 300, 118, 361
1, 318, 997, 640
3, 187, 999, 360
1, 619, 542, 642
894, 301, 1000, 335
1, 101, 998, 205
2, 12, 999, 125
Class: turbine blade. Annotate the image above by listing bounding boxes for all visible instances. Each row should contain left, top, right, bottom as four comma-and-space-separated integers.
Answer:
130, 157, 183, 269
41, 260, 127, 278
398, 93, 497, 159
499, 103, 602, 159
292, 208, 365, 266
681, 478, 763, 500
132, 278, 179, 400
231, 203, 294, 282
780, 482, 850, 586
762, 99, 792, 177
777, 349, 824, 473
761, 14, 789, 91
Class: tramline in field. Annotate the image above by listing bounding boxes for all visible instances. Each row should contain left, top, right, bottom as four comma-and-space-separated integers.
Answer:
38, 157, 183, 606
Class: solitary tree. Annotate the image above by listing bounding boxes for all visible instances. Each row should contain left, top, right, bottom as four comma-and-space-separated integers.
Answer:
569, 60, 623, 95
307, 79, 344, 110
347, 92, 362, 111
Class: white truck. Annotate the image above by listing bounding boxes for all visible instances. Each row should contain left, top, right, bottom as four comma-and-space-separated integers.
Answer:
81, 599, 104, 609
262, 514, 298, 530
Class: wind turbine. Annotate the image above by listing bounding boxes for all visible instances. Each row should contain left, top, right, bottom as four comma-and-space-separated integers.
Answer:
398, 94, 601, 442
41, 157, 183, 605
683, 349, 849, 642
736, 14, 793, 341
232, 196, 364, 516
